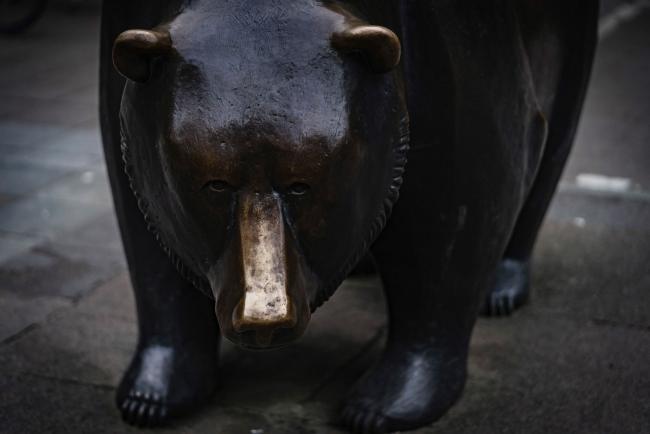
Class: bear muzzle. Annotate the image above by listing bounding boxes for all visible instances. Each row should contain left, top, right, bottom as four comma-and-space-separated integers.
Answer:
209, 191, 312, 349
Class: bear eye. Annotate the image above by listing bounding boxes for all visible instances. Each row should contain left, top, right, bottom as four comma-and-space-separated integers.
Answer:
287, 182, 310, 196
205, 180, 232, 193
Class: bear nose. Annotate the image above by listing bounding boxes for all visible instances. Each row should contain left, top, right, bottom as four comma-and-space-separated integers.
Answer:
231, 191, 298, 347
231, 298, 298, 347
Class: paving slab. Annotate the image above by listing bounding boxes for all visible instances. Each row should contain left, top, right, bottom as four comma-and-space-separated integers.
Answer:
0, 295, 70, 343
432, 312, 650, 434
0, 370, 328, 434
0, 163, 68, 196
0, 272, 382, 434
41, 126, 103, 155
535, 192, 650, 328
0, 64, 97, 101
0, 94, 52, 118
9, 145, 104, 171
34, 169, 111, 206
4, 99, 99, 128
0, 120, 70, 147
0, 193, 108, 238
0, 373, 124, 434
0, 193, 17, 206
0, 231, 45, 263
48, 209, 123, 251
0, 238, 124, 299
56, 82, 100, 106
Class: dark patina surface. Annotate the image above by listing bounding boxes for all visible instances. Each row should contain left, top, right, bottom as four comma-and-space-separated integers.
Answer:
100, 1, 598, 432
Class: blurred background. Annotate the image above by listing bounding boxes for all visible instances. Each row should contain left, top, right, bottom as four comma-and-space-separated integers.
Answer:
0, 1, 648, 433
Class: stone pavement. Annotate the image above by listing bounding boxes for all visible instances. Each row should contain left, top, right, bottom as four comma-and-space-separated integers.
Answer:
1, 4, 649, 434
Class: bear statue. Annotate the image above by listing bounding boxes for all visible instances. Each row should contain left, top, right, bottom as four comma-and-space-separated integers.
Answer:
99, 0, 598, 432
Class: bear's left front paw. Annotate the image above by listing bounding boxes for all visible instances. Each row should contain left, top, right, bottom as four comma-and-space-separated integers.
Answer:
340, 347, 467, 433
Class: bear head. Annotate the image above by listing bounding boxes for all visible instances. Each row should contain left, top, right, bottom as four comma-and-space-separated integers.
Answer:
113, 0, 408, 349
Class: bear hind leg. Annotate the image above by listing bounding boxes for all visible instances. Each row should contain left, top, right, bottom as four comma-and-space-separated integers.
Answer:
481, 0, 598, 317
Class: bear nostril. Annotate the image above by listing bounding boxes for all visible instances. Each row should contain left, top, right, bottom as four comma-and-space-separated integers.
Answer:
287, 182, 310, 196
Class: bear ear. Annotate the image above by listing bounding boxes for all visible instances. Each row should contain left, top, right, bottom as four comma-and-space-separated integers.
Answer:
332, 24, 401, 73
113, 29, 172, 83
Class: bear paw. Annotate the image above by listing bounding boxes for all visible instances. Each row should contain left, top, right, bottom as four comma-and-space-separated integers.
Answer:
116, 343, 218, 427
340, 348, 466, 433
481, 258, 530, 317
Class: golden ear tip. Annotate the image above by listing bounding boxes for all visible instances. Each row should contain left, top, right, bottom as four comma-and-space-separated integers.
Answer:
114, 29, 172, 50
332, 25, 401, 73
112, 28, 172, 82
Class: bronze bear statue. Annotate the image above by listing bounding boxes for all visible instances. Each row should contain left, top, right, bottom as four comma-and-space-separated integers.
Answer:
100, 0, 598, 432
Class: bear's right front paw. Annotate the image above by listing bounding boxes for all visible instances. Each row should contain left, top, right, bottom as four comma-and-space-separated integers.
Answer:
116, 343, 218, 427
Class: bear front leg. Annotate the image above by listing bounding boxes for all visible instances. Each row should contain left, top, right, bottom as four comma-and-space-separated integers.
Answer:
109, 179, 220, 426
340, 150, 513, 433
101, 39, 221, 424
111, 197, 220, 427
101, 86, 219, 427
116, 258, 220, 427
341, 231, 476, 433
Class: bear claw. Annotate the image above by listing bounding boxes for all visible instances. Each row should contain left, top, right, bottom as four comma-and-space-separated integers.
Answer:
484, 289, 518, 316
481, 258, 530, 317
119, 389, 169, 427
340, 404, 389, 434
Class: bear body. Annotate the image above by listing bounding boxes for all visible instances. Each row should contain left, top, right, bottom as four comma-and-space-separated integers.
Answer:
100, 1, 598, 432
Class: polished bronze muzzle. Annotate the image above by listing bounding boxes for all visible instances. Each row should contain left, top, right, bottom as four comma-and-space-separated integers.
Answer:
212, 191, 311, 349
232, 193, 298, 343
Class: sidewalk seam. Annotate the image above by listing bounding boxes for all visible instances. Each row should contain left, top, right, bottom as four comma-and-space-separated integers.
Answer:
1, 323, 41, 346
